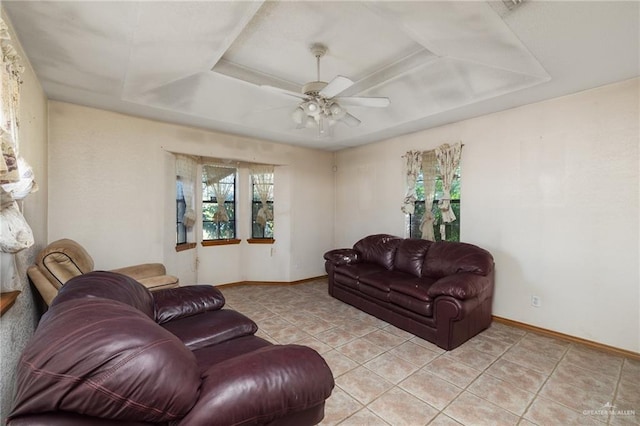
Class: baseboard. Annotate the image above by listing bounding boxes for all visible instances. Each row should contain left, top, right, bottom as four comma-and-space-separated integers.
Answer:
492, 316, 640, 361
216, 275, 328, 289
212, 280, 640, 360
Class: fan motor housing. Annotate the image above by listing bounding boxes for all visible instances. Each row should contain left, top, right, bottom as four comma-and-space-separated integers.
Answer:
302, 81, 328, 97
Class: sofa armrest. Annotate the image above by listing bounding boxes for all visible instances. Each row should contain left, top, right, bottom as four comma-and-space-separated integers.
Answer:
427, 273, 493, 301
323, 248, 361, 266
154, 285, 225, 324
110, 263, 166, 279
177, 345, 334, 426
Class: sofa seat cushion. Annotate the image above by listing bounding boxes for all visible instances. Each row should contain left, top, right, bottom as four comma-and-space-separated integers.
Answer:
334, 274, 358, 290
389, 278, 436, 301
389, 292, 433, 317
335, 263, 385, 280
10, 298, 201, 423
388, 279, 437, 317
192, 335, 273, 373
161, 309, 258, 351
357, 271, 416, 303
360, 270, 416, 292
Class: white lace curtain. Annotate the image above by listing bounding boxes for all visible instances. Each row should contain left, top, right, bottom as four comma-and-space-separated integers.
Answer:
1, 16, 35, 257
203, 165, 235, 222
401, 150, 422, 214
419, 150, 438, 241
250, 165, 274, 228
436, 142, 462, 240
175, 154, 197, 228
402, 142, 462, 241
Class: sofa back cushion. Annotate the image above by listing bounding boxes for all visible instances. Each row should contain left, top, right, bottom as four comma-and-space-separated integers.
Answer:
422, 241, 494, 279
353, 234, 401, 270
52, 271, 156, 320
394, 239, 432, 277
9, 298, 201, 423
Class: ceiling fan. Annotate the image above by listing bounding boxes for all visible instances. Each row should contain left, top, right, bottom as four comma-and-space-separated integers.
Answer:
261, 43, 390, 136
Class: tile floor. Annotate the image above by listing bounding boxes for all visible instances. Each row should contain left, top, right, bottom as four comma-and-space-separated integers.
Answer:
220, 279, 639, 426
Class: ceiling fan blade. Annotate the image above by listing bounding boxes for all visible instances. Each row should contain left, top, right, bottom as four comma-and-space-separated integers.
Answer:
337, 96, 390, 108
260, 84, 306, 100
320, 75, 354, 98
340, 112, 361, 127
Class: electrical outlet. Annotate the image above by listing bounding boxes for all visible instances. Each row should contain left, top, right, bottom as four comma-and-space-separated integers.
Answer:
531, 295, 542, 308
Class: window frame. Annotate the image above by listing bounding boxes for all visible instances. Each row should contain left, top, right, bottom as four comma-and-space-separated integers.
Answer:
202, 167, 238, 242
409, 166, 461, 242
250, 174, 274, 240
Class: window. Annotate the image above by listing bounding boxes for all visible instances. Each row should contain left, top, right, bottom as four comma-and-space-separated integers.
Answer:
250, 167, 274, 239
409, 166, 461, 241
175, 154, 197, 249
176, 179, 187, 245
202, 165, 237, 241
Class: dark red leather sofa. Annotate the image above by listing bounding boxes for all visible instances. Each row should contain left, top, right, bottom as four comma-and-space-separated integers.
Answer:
8, 271, 334, 426
324, 234, 494, 350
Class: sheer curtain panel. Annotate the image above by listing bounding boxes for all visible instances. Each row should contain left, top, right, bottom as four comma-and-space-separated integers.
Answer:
250, 165, 274, 228
419, 150, 438, 241
435, 142, 462, 241
401, 151, 422, 215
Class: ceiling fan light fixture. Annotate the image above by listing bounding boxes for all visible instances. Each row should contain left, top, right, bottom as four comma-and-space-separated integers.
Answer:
304, 116, 316, 128
291, 107, 305, 124
303, 99, 320, 115
328, 103, 346, 120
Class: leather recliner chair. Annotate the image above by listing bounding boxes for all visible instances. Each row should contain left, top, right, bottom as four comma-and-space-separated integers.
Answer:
27, 238, 179, 305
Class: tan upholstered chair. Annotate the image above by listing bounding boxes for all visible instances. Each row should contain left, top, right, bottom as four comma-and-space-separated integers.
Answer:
27, 238, 179, 305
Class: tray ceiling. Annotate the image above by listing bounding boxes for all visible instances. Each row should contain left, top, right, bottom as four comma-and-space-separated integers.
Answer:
3, 1, 639, 150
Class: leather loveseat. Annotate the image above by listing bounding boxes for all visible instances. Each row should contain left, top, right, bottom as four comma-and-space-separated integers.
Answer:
324, 234, 494, 350
8, 271, 334, 426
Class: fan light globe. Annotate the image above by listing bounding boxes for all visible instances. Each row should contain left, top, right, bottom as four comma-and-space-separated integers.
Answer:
305, 116, 316, 128
329, 103, 346, 120
304, 100, 320, 115
291, 107, 305, 124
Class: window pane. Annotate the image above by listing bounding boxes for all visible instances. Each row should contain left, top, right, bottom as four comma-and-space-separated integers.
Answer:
202, 166, 236, 240
251, 172, 274, 239
176, 180, 186, 245
410, 166, 461, 242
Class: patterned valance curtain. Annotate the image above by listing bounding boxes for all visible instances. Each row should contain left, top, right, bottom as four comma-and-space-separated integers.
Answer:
175, 154, 197, 228
435, 142, 462, 241
203, 165, 235, 222
250, 165, 274, 228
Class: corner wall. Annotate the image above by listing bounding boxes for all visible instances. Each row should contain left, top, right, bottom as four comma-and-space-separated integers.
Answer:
334, 78, 639, 353
47, 102, 335, 286
0, 9, 48, 421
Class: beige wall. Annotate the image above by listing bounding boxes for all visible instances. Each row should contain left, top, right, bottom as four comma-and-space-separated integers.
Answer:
47, 102, 335, 285
334, 78, 640, 352
0, 9, 48, 420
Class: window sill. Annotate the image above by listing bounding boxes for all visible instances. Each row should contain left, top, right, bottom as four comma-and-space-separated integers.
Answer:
175, 242, 196, 252
202, 239, 241, 247
247, 238, 275, 244
0, 291, 20, 317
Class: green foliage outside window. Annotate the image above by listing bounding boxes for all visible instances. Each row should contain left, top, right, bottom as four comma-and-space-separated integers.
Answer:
202, 171, 236, 240
410, 167, 461, 242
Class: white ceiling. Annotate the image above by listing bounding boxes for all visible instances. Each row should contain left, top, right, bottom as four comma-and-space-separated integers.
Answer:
4, 1, 639, 151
